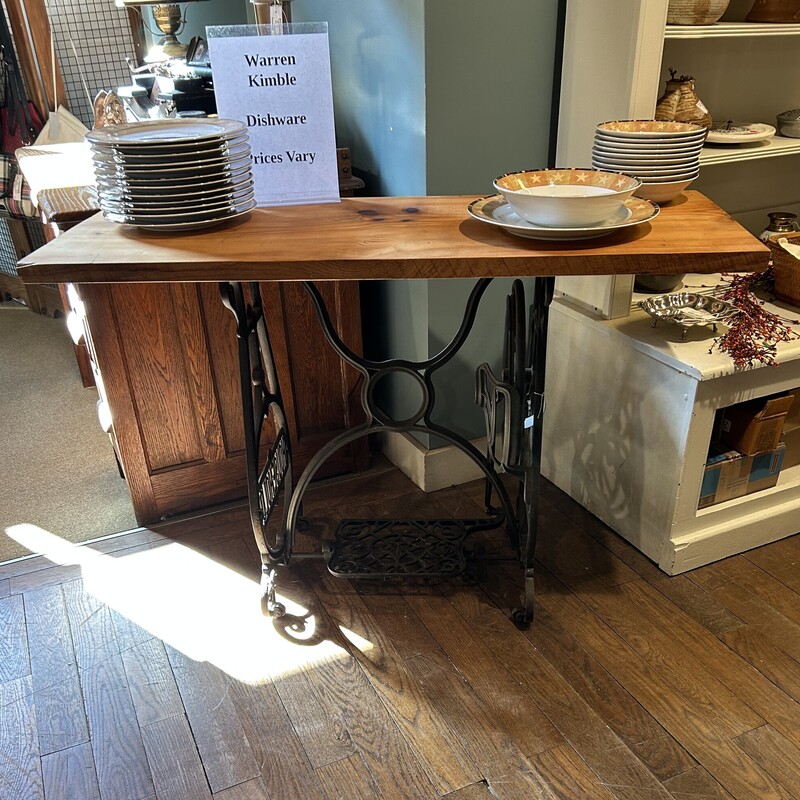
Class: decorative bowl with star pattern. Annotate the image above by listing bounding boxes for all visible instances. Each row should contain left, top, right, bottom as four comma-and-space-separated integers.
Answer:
492, 168, 641, 227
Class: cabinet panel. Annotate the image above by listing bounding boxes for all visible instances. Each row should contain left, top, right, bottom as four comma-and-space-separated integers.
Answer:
79, 280, 367, 525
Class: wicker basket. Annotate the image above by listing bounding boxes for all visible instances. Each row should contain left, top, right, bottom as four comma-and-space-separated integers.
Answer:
667, 0, 731, 24
766, 232, 800, 307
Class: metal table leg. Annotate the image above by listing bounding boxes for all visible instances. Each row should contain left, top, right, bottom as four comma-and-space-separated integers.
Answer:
223, 276, 553, 627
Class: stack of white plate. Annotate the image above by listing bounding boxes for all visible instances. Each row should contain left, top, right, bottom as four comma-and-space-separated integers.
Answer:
86, 118, 256, 231
591, 120, 706, 203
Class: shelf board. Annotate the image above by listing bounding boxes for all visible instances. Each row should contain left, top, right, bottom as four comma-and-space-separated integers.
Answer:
700, 136, 800, 165
665, 21, 800, 38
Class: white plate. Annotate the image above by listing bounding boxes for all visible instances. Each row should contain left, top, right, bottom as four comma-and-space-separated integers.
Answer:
95, 164, 252, 195
109, 206, 256, 232
103, 197, 257, 228
98, 179, 255, 206
89, 133, 249, 155
467, 194, 659, 241
99, 187, 256, 214
92, 149, 252, 178
89, 137, 250, 164
87, 118, 246, 146
705, 122, 776, 144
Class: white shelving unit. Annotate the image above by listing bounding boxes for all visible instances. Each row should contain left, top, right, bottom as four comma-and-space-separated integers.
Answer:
701, 137, 800, 166
546, 0, 800, 572
665, 21, 800, 38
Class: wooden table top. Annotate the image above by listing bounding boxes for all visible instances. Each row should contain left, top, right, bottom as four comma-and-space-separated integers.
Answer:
18, 191, 768, 285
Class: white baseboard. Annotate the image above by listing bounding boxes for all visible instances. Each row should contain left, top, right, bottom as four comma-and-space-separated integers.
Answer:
379, 431, 487, 492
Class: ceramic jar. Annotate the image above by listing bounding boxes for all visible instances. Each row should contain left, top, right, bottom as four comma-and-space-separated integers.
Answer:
655, 74, 713, 130
667, 0, 731, 24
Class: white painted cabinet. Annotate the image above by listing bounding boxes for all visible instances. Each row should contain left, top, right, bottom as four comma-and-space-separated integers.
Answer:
542, 282, 800, 573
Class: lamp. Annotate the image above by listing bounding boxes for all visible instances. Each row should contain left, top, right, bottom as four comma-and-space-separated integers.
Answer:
115, 0, 209, 62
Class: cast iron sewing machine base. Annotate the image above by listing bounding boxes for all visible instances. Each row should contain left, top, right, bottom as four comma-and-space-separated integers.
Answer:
221, 276, 553, 628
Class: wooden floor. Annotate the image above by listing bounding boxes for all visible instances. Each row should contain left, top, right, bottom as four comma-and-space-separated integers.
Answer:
2, 463, 800, 800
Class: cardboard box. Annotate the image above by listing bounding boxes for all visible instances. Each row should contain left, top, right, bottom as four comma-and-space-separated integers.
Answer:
720, 394, 795, 455
699, 442, 786, 509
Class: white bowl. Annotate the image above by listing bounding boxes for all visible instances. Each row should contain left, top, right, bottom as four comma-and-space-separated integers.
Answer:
638, 170, 700, 183
596, 120, 707, 138
591, 162, 700, 178
592, 156, 700, 171
492, 168, 641, 227
592, 142, 705, 155
634, 177, 697, 203
592, 153, 700, 167
594, 133, 706, 149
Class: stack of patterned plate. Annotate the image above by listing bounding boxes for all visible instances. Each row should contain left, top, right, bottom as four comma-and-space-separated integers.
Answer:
86, 118, 255, 230
591, 120, 706, 204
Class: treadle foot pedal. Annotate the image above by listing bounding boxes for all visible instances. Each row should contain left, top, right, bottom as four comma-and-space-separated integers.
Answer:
327, 519, 487, 578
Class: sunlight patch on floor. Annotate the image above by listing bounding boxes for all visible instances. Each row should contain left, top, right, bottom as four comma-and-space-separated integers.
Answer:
7, 524, 369, 684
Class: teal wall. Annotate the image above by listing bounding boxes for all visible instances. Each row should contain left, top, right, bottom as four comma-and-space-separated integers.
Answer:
186, 0, 560, 444
292, 0, 559, 443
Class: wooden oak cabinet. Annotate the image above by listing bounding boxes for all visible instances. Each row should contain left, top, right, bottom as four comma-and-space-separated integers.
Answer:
72, 279, 367, 525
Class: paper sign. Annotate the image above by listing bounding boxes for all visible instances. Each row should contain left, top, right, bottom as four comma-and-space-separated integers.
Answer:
207, 24, 339, 207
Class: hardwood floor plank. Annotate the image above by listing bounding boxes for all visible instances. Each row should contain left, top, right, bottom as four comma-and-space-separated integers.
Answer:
358, 593, 440, 660
121, 636, 185, 728
63, 578, 155, 800
314, 753, 384, 800
24, 585, 89, 755
661, 766, 735, 800
62, 579, 120, 669
535, 569, 796, 800
0, 675, 45, 800
404, 647, 534, 776
0, 594, 29, 681
141, 715, 213, 800
703, 557, 800, 627
481, 565, 696, 783
483, 767, 558, 800
212, 536, 359, 771
309, 570, 481, 795
439, 783, 495, 799
41, 742, 100, 800
529, 745, 617, 800
406, 593, 564, 759
10, 564, 83, 594
734, 724, 800, 797
745, 534, 800, 594
692, 575, 800, 664
446, 582, 675, 799
230, 678, 328, 800
78, 652, 156, 800
212, 777, 269, 799
645, 575, 746, 638
542, 482, 748, 639
167, 646, 260, 794
571, 577, 764, 737
721, 626, 800, 702
534, 500, 640, 588
270, 619, 438, 798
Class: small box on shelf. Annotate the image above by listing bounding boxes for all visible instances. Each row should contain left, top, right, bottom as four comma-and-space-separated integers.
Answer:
718, 393, 795, 455
699, 441, 787, 508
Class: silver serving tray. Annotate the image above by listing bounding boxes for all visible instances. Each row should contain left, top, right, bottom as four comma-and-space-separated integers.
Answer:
638, 291, 739, 338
